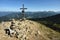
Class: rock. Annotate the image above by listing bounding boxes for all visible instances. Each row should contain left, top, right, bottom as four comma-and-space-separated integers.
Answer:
26, 37, 29, 40
18, 23, 21, 25
12, 19, 15, 22
18, 34, 23, 39
23, 35, 26, 39
20, 19, 23, 21
38, 31, 41, 35
4, 28, 16, 37
29, 21, 34, 25
15, 31, 19, 38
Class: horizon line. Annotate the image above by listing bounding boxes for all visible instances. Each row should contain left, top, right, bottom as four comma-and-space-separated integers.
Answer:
0, 10, 60, 12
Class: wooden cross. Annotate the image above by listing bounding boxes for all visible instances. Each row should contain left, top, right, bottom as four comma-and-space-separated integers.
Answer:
20, 4, 27, 19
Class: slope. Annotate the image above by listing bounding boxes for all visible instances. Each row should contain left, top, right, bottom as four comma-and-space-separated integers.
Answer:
0, 19, 60, 40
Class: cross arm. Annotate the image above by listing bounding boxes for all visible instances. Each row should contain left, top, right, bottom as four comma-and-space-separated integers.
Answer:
20, 8, 27, 10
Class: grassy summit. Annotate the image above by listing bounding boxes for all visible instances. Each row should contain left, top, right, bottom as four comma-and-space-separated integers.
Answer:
0, 19, 60, 40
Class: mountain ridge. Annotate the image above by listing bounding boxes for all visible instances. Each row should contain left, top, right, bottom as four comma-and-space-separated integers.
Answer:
0, 11, 59, 22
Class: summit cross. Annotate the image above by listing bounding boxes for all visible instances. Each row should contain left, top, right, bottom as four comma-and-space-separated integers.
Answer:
20, 4, 27, 19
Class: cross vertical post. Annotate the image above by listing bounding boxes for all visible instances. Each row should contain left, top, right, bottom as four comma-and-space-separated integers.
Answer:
20, 4, 27, 20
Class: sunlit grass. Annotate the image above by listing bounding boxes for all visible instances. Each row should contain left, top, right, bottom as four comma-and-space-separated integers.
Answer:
38, 22, 60, 40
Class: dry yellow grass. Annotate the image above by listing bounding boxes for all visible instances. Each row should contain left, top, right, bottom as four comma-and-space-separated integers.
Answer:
0, 19, 60, 40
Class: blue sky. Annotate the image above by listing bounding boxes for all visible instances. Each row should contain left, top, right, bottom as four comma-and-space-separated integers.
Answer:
0, 0, 60, 12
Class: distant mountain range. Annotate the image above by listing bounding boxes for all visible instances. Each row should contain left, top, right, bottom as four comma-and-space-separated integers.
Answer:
0, 11, 60, 21
29, 14, 60, 23
42, 14, 60, 24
